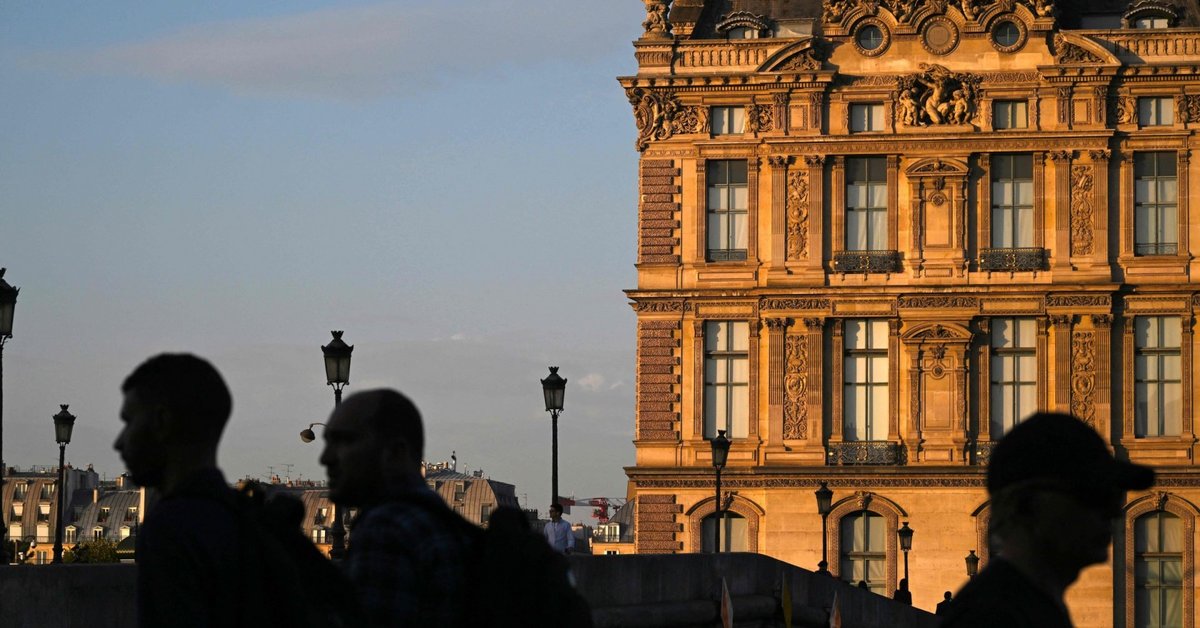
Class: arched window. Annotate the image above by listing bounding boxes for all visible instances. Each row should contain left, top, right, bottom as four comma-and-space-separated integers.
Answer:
841, 510, 886, 594
701, 512, 747, 553
1136, 511, 1183, 627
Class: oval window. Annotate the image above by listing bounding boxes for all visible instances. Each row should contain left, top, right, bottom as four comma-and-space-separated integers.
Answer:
857, 25, 884, 51
994, 21, 1020, 47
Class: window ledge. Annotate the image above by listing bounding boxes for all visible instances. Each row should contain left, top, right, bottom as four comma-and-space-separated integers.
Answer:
1120, 437, 1197, 463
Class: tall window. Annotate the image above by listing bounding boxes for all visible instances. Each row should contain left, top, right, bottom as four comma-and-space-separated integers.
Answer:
13, 482, 27, 500
1135, 152, 1178, 256
849, 104, 884, 132
990, 318, 1037, 436
704, 321, 749, 438
991, 154, 1034, 248
844, 319, 889, 441
701, 512, 748, 552
712, 107, 746, 135
707, 160, 749, 261
1139, 97, 1175, 126
993, 101, 1028, 129
845, 157, 888, 251
64, 526, 76, 544
1135, 317, 1182, 437
840, 511, 886, 594
312, 527, 327, 544
1135, 511, 1183, 627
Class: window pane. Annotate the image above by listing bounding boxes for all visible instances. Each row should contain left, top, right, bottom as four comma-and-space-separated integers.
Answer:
731, 213, 748, 249
846, 320, 866, 349
730, 386, 749, 438
869, 320, 889, 347
869, 385, 889, 439
1162, 514, 1183, 551
1163, 382, 1182, 435
868, 210, 887, 249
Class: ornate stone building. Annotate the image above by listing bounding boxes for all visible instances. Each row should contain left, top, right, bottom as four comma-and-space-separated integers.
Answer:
621, 0, 1200, 624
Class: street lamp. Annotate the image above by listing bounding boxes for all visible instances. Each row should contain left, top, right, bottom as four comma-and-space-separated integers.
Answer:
300, 423, 325, 443
710, 430, 731, 553
540, 366, 566, 507
898, 521, 914, 585
321, 331, 353, 405
51, 405, 75, 564
0, 268, 18, 561
965, 550, 980, 578
320, 331, 352, 560
814, 482, 833, 573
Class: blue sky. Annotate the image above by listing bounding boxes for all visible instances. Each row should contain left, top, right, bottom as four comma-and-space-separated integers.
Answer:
1, 1, 644, 518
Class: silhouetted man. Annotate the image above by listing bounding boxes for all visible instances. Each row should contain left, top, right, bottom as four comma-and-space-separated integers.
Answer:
544, 503, 575, 554
320, 389, 471, 627
115, 354, 243, 627
940, 412, 1154, 627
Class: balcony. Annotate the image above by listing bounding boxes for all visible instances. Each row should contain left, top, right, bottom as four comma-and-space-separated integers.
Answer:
978, 247, 1046, 272
826, 441, 905, 466
832, 250, 901, 273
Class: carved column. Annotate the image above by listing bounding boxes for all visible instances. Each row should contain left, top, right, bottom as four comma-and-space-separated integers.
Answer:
887, 156, 901, 252
1090, 150, 1111, 267
804, 156, 826, 277
774, 92, 791, 136
1184, 315, 1195, 441
831, 157, 846, 262
803, 318, 825, 449
747, 157, 761, 263
1052, 315, 1074, 413
1070, 319, 1098, 428
1051, 151, 1072, 271
1037, 317, 1051, 410
749, 320, 761, 440
1092, 314, 1113, 443
978, 154, 992, 251
830, 319, 845, 443
889, 319, 901, 441
1121, 316, 1136, 443
694, 159, 707, 264
977, 319, 993, 444
766, 318, 789, 444
1179, 150, 1191, 255
692, 320, 706, 437
769, 156, 790, 271
1119, 151, 1134, 258
1034, 152, 1047, 250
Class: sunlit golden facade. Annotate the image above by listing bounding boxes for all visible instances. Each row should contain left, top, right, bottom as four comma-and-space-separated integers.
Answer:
621, 0, 1200, 624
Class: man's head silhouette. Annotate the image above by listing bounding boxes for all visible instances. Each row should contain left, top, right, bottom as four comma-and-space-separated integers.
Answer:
319, 389, 424, 507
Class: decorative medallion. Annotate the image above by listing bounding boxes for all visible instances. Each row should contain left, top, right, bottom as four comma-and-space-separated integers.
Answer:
989, 17, 1027, 54
853, 19, 891, 57
921, 16, 959, 55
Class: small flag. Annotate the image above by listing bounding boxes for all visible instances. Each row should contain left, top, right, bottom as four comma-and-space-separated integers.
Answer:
829, 590, 842, 628
781, 572, 793, 628
721, 577, 733, 628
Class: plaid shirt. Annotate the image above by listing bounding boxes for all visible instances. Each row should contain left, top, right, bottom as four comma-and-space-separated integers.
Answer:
344, 486, 471, 627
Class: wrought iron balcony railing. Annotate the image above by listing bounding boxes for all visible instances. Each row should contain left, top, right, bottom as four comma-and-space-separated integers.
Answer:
833, 250, 902, 273
978, 247, 1046, 272
826, 441, 905, 466
1134, 242, 1179, 256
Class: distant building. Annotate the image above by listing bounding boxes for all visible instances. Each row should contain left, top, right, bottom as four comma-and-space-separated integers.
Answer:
591, 501, 635, 555
425, 466, 520, 526
3, 465, 100, 564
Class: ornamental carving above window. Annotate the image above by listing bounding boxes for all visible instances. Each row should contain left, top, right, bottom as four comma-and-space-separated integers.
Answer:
897, 64, 981, 127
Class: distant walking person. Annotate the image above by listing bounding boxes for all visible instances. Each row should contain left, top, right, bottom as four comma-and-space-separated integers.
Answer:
940, 412, 1154, 627
115, 354, 356, 628
935, 591, 952, 615
319, 389, 472, 627
544, 503, 575, 553
892, 578, 912, 605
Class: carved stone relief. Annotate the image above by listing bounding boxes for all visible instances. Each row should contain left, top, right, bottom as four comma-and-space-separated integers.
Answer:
629, 88, 682, 152
787, 170, 809, 259
674, 106, 709, 135
748, 104, 774, 133
899, 296, 979, 309
1114, 96, 1137, 124
1071, 330, 1097, 427
821, 0, 1054, 24
1054, 34, 1103, 64
897, 64, 980, 126
1070, 165, 1095, 256
762, 298, 831, 310
641, 0, 673, 39
783, 334, 808, 439
1047, 295, 1111, 307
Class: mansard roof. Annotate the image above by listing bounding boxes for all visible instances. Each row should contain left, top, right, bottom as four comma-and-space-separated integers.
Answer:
672, 0, 1200, 35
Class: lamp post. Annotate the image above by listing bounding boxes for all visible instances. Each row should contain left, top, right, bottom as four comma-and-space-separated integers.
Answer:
710, 430, 731, 553
299, 423, 325, 443
320, 331, 352, 559
51, 405, 75, 564
965, 550, 980, 578
814, 482, 833, 573
540, 367, 566, 507
0, 269, 18, 562
898, 521, 914, 585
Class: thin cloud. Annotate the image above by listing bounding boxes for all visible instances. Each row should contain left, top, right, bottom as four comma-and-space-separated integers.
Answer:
577, 372, 606, 392
30, 0, 635, 100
